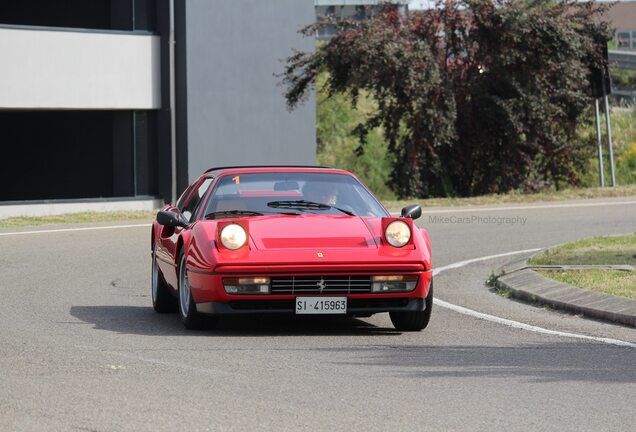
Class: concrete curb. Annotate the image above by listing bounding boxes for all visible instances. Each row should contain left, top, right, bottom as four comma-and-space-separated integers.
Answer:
494, 251, 636, 328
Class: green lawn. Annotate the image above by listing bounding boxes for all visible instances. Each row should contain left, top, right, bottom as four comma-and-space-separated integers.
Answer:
536, 269, 636, 300
532, 234, 636, 300
530, 234, 636, 266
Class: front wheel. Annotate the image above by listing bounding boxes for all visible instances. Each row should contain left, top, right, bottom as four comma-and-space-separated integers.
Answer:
389, 281, 433, 331
178, 251, 207, 330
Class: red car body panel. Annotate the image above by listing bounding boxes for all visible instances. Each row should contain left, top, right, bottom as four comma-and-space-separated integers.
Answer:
152, 167, 433, 316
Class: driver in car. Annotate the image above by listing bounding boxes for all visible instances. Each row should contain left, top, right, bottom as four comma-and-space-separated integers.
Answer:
302, 181, 338, 206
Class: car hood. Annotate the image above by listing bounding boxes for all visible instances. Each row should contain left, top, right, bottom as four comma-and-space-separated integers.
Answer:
248, 214, 378, 250
186, 214, 430, 273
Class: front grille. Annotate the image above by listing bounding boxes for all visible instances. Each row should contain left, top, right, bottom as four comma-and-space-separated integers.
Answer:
270, 276, 372, 295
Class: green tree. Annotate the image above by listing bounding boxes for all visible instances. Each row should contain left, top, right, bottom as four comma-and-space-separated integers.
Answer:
281, 0, 611, 198
316, 72, 395, 199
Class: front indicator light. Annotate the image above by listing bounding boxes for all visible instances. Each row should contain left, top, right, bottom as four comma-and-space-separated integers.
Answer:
223, 277, 270, 294
371, 275, 418, 292
385, 220, 411, 247
220, 223, 247, 250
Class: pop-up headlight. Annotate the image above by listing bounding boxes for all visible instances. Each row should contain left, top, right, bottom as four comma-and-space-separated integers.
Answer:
220, 223, 247, 250
384, 220, 412, 248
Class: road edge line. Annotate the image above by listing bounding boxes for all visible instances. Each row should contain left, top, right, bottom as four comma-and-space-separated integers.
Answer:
433, 249, 636, 349
0, 223, 151, 237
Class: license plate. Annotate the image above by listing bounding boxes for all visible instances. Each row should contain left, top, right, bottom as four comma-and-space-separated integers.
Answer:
295, 297, 347, 314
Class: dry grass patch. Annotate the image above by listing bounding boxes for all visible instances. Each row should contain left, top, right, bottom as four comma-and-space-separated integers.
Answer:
384, 185, 636, 209
0, 211, 156, 228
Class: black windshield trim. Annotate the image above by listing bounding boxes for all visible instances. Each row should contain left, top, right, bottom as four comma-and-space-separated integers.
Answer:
204, 210, 264, 220
267, 200, 355, 216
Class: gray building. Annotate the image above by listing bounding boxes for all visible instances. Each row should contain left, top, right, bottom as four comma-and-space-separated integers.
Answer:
0, 0, 315, 207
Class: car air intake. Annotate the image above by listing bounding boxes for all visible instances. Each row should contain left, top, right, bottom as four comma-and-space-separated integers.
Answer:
270, 276, 372, 295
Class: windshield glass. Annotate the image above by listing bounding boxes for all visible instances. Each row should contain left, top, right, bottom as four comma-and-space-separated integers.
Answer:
203, 172, 388, 218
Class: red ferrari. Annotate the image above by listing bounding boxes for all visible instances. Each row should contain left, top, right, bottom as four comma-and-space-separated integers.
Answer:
151, 166, 433, 331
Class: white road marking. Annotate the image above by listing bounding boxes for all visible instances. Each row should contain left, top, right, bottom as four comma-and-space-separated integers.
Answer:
391, 199, 636, 216
0, 223, 151, 237
433, 250, 636, 349
432, 249, 541, 275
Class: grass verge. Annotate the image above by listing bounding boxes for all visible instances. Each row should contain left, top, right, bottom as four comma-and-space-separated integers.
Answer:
0, 211, 156, 228
531, 233, 636, 300
384, 185, 636, 209
536, 269, 636, 300
529, 234, 636, 266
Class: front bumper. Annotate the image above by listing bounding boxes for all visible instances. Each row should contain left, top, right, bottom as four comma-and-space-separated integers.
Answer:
196, 297, 425, 316
188, 267, 432, 316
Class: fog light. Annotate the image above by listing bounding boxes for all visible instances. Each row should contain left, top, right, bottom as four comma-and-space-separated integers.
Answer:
371, 275, 418, 292
223, 277, 270, 294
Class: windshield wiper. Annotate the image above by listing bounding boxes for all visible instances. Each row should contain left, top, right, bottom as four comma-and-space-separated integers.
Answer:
204, 210, 264, 220
330, 206, 356, 216
267, 200, 355, 216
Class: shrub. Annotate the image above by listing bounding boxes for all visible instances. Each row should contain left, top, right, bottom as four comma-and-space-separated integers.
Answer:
281, 0, 612, 198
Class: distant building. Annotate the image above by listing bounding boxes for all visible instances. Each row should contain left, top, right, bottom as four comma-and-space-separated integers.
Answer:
315, 0, 409, 40
607, 1, 636, 50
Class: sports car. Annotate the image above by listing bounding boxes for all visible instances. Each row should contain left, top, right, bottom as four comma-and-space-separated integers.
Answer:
151, 166, 433, 331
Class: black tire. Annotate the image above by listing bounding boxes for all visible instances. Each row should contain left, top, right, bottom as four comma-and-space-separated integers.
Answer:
151, 247, 178, 313
177, 251, 208, 330
389, 281, 433, 332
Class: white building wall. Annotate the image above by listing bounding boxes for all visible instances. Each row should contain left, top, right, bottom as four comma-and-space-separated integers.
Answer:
0, 27, 160, 110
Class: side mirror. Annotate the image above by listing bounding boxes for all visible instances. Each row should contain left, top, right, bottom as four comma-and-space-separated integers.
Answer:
156, 210, 188, 228
400, 204, 422, 220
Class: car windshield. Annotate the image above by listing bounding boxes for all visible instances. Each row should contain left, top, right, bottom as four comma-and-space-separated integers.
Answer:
203, 172, 388, 218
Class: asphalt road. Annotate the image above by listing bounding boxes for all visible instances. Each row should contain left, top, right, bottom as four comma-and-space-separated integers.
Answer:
1, 197, 635, 431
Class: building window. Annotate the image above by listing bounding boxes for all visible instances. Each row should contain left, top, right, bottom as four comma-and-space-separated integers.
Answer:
617, 31, 632, 49
0, 0, 156, 32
